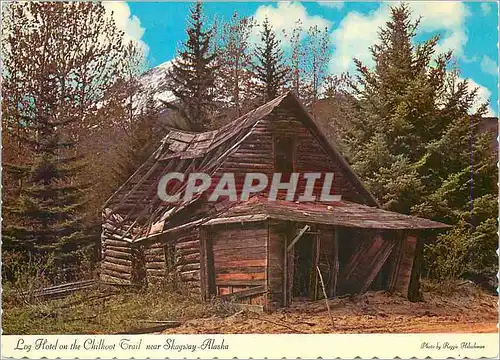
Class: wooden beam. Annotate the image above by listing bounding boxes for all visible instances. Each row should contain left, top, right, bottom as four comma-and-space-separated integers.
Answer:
358, 237, 395, 293
283, 234, 288, 307
232, 304, 264, 313
311, 234, 320, 300
286, 225, 310, 252
391, 232, 418, 296
220, 285, 266, 300
286, 234, 295, 307
408, 236, 424, 301
215, 279, 265, 286
329, 227, 339, 298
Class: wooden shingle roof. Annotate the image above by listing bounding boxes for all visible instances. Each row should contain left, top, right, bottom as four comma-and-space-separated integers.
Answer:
102, 92, 408, 242
204, 196, 451, 230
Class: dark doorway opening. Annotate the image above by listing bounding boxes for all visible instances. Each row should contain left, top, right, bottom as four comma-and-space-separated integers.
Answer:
292, 234, 314, 297
274, 137, 295, 174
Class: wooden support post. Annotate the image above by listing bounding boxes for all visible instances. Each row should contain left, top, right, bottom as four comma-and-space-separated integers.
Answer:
317, 266, 334, 328
311, 235, 320, 301
391, 232, 418, 298
329, 227, 339, 298
287, 225, 310, 252
199, 228, 210, 301
283, 235, 288, 307
407, 235, 423, 301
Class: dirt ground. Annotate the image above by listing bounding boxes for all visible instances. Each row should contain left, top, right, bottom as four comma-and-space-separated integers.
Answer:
163, 285, 498, 334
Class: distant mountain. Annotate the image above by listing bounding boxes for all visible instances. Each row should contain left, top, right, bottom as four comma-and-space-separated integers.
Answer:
136, 60, 176, 109
134, 61, 193, 131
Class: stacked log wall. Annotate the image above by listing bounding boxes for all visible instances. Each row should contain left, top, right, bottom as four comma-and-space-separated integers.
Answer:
212, 110, 367, 204
141, 228, 201, 295
173, 228, 201, 295
144, 241, 166, 284
100, 231, 134, 285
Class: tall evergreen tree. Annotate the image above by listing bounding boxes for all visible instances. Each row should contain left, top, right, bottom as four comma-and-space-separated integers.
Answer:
4, 73, 91, 281
252, 17, 289, 103
1, 2, 129, 280
168, 1, 218, 132
341, 3, 497, 281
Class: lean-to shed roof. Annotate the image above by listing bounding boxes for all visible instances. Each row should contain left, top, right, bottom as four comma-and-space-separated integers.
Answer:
203, 196, 451, 230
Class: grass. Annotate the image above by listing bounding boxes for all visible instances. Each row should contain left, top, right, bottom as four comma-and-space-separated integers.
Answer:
2, 282, 236, 334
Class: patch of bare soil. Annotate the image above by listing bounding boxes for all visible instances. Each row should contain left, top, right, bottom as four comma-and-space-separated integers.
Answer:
163, 286, 498, 334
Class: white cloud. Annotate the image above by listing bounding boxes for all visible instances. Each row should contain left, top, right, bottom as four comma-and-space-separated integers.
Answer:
329, 2, 470, 73
480, 55, 498, 77
411, 2, 469, 57
329, 4, 391, 73
103, 2, 149, 55
481, 3, 492, 15
252, 2, 331, 45
318, 2, 344, 10
464, 78, 497, 116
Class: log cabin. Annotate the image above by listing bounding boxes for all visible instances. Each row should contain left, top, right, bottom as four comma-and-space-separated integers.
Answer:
101, 92, 450, 310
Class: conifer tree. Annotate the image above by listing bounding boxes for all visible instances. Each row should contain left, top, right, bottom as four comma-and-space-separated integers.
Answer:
1, 2, 128, 280
252, 17, 289, 103
168, 1, 219, 132
342, 3, 497, 282
3, 73, 91, 281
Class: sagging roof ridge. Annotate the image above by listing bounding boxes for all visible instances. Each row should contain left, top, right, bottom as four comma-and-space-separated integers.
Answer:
103, 91, 381, 241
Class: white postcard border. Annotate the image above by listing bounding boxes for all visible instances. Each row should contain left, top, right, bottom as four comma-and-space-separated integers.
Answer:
1, 333, 499, 359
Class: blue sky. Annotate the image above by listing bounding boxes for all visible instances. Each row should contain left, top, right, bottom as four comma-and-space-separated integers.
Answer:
111, 1, 499, 116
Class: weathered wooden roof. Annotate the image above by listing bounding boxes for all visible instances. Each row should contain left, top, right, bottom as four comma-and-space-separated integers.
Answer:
203, 196, 451, 230
158, 94, 288, 160
102, 92, 381, 241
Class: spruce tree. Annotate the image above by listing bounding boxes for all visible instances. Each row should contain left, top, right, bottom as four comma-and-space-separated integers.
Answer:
3, 74, 90, 281
252, 17, 289, 103
2, 2, 128, 281
168, 1, 218, 132
342, 3, 497, 281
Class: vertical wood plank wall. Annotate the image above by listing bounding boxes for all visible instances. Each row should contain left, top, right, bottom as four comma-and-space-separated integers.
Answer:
268, 221, 286, 309
205, 222, 268, 306
386, 233, 419, 298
